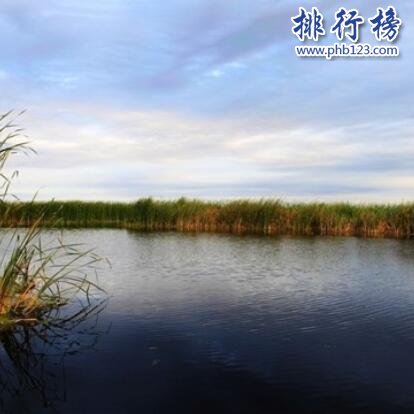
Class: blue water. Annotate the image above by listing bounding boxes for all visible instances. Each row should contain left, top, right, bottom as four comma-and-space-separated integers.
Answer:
1, 230, 414, 413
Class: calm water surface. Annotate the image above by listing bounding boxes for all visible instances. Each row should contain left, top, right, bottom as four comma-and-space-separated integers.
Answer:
2, 230, 414, 413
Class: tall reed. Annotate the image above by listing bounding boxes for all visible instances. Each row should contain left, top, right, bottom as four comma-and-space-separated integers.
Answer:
2, 198, 413, 239
0, 112, 103, 326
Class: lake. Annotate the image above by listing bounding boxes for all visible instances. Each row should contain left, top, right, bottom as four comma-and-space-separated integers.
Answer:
1, 230, 414, 413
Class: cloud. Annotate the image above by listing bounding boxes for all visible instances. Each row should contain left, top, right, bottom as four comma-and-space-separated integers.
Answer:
2, 100, 412, 202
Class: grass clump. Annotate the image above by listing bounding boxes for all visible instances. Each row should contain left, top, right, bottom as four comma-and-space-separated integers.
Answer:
0, 112, 103, 326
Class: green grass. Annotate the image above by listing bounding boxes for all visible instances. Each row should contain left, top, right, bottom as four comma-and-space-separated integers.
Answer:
1, 198, 413, 239
0, 111, 104, 326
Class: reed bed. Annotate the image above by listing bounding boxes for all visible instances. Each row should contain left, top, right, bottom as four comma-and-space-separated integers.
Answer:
1, 198, 413, 239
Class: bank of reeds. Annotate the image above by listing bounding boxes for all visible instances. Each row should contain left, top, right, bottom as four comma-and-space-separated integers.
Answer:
1, 198, 413, 239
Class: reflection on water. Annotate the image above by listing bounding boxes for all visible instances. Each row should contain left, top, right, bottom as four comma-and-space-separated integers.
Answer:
2, 230, 414, 413
0, 299, 107, 413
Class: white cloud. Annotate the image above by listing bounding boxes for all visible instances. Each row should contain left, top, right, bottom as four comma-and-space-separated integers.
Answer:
2, 100, 412, 202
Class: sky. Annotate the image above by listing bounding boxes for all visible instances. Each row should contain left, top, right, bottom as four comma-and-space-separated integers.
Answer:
0, 0, 413, 201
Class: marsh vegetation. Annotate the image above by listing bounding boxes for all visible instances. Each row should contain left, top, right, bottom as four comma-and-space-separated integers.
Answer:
2, 198, 413, 239
0, 112, 103, 327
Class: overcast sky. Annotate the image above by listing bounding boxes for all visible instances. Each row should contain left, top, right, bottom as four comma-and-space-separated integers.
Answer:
0, 0, 413, 201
